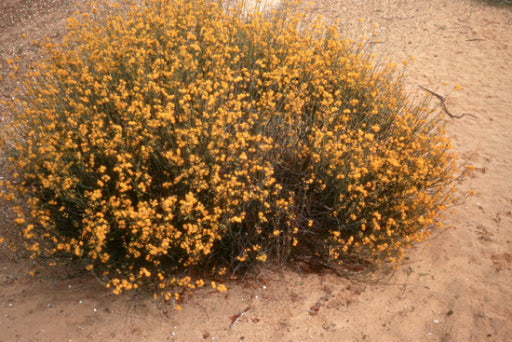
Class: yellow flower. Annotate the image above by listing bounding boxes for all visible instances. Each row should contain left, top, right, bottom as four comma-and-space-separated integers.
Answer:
217, 284, 228, 292
256, 254, 268, 262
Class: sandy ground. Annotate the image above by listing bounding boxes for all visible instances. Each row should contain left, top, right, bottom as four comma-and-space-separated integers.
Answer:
1, 0, 511, 341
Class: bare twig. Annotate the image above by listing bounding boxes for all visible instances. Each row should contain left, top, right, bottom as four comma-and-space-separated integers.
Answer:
128, 294, 140, 314
419, 86, 477, 119
230, 306, 251, 329
90, 269, 107, 286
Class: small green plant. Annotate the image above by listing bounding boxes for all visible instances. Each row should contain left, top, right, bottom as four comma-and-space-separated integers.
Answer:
1, 0, 457, 301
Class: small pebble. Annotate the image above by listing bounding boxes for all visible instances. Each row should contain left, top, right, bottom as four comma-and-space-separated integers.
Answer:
8, 303, 13, 307
93, 308, 98, 312
433, 319, 439, 324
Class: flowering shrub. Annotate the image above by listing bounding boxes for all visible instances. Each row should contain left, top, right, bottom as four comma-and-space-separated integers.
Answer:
1, 0, 456, 299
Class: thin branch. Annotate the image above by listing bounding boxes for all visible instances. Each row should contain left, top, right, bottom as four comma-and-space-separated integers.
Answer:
419, 86, 477, 119
128, 294, 140, 314
230, 306, 251, 329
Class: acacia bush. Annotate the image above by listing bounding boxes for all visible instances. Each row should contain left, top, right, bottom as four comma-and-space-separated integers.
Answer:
1, 0, 457, 300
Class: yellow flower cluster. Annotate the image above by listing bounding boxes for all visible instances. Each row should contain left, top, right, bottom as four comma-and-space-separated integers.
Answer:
1, 0, 457, 300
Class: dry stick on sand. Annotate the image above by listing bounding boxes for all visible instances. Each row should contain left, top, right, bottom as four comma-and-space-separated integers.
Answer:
230, 306, 251, 329
419, 85, 477, 119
